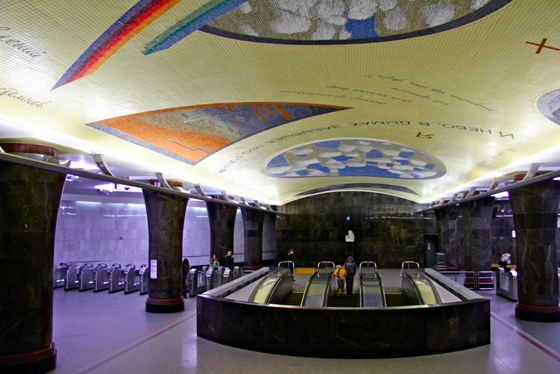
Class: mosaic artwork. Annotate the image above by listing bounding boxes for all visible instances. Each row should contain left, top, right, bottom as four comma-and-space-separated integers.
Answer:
537, 89, 560, 126
53, 0, 248, 88
88, 103, 346, 164
204, 0, 509, 43
54, 0, 510, 89
263, 138, 445, 179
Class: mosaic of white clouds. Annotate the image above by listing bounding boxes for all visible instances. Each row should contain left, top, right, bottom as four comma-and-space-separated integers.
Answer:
263, 139, 446, 178
209, 0, 492, 41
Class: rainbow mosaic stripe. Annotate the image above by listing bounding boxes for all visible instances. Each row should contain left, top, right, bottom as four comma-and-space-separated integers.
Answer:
52, 0, 182, 90
143, 0, 249, 54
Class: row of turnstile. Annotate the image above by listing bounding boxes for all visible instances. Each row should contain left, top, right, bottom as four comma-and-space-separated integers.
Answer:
54, 263, 149, 294
189, 266, 244, 297
54, 263, 245, 296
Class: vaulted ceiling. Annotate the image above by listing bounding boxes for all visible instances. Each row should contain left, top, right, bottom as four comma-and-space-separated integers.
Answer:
2, 0, 560, 206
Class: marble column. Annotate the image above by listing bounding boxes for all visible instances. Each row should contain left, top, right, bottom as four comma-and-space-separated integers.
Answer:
143, 183, 188, 313
435, 205, 460, 269
241, 206, 265, 270
509, 177, 560, 322
460, 196, 495, 272
0, 144, 65, 373
206, 199, 237, 260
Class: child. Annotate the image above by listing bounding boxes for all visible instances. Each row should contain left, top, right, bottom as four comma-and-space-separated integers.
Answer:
332, 264, 346, 297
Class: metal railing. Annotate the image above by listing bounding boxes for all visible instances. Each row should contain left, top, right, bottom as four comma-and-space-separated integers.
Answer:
438, 270, 494, 290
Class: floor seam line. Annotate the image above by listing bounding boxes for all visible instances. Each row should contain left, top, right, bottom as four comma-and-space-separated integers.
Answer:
490, 312, 560, 364
75, 310, 197, 374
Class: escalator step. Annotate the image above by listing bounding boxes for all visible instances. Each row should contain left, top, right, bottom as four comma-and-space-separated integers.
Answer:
283, 292, 304, 306
385, 291, 410, 307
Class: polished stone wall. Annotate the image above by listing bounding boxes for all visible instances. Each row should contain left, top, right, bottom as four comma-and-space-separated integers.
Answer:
0, 161, 65, 370
197, 295, 490, 358
491, 200, 516, 264
263, 213, 276, 263
461, 197, 495, 272
276, 192, 435, 267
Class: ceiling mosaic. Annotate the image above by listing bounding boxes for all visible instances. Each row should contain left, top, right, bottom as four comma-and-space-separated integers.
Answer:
263, 138, 445, 179
2, 0, 560, 205
537, 89, 560, 127
88, 103, 346, 164
203, 0, 508, 43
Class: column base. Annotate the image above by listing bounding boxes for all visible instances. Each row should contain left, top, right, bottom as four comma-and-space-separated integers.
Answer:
515, 303, 560, 322
146, 297, 184, 313
0, 344, 56, 374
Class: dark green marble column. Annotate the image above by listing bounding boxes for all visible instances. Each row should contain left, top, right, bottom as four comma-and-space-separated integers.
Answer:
207, 199, 237, 260
241, 206, 265, 270
460, 196, 495, 272
435, 206, 460, 270
509, 178, 560, 322
143, 184, 188, 313
0, 144, 65, 373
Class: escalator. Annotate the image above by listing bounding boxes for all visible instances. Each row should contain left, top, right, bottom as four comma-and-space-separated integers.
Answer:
384, 288, 411, 307
300, 262, 336, 307
358, 261, 386, 308
283, 291, 304, 306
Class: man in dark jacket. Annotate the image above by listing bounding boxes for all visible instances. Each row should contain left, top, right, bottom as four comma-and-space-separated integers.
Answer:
344, 256, 357, 296
287, 249, 296, 275
223, 251, 234, 270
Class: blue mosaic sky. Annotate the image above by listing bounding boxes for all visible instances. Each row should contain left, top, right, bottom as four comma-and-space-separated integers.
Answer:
264, 139, 445, 179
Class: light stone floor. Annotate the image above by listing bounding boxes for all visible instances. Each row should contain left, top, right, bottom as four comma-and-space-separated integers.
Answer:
49, 270, 560, 374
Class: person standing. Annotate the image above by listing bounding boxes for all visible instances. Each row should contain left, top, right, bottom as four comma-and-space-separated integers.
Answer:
287, 249, 296, 275
210, 254, 220, 269
181, 258, 190, 298
223, 251, 234, 270
344, 256, 356, 296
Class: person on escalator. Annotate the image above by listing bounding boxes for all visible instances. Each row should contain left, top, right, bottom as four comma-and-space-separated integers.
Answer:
332, 264, 346, 297
344, 256, 357, 296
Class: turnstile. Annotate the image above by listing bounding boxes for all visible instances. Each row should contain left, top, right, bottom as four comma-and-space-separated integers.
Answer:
64, 263, 79, 291
189, 268, 208, 296
124, 264, 140, 294
54, 263, 67, 288
93, 263, 109, 292
78, 263, 95, 291
206, 268, 218, 291
223, 268, 234, 283
108, 263, 125, 293
233, 266, 242, 280
496, 268, 517, 301
139, 264, 149, 295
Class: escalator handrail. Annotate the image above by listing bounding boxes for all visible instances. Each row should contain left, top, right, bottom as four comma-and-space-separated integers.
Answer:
358, 265, 386, 307
400, 261, 420, 276
401, 270, 441, 305
248, 268, 292, 304
301, 266, 335, 307
414, 271, 443, 305
359, 261, 377, 272
401, 272, 424, 304
316, 261, 335, 273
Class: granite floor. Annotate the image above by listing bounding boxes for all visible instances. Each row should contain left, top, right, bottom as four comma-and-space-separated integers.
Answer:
49, 269, 560, 374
